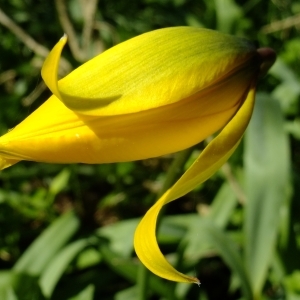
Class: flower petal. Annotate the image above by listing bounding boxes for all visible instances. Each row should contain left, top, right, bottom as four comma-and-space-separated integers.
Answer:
43, 27, 257, 116
41, 34, 66, 101
41, 35, 118, 112
134, 83, 256, 283
0, 68, 251, 165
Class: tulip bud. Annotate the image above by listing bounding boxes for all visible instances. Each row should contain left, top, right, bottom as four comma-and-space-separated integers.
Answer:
0, 27, 276, 284
0, 27, 266, 169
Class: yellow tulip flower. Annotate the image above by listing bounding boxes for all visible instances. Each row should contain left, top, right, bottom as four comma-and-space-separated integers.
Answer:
0, 27, 275, 284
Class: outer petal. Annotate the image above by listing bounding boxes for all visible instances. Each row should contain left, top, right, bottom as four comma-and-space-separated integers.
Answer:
41, 34, 66, 101
134, 83, 256, 283
41, 35, 118, 112
0, 67, 253, 165
0, 28, 260, 168
42, 27, 257, 116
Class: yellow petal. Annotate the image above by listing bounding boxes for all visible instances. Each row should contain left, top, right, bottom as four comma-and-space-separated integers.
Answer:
0, 65, 252, 164
41, 34, 66, 101
43, 27, 257, 116
1, 27, 259, 166
41, 34, 118, 112
134, 83, 256, 283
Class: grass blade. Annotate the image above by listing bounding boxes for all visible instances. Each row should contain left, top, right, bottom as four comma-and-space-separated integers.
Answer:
13, 211, 80, 276
39, 239, 90, 298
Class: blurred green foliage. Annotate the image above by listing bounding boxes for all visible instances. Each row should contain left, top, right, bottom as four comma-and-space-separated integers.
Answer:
0, 0, 299, 299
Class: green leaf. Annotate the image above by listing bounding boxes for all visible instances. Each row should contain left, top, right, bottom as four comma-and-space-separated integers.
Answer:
244, 93, 291, 297
185, 219, 253, 300
115, 286, 138, 300
207, 181, 238, 229
76, 247, 101, 269
0, 271, 12, 290
48, 168, 71, 196
13, 211, 80, 276
0, 287, 18, 300
68, 284, 95, 300
0, 271, 17, 300
270, 59, 300, 114
285, 270, 300, 294
214, 0, 242, 33
183, 183, 238, 262
286, 293, 300, 300
11, 273, 44, 300
39, 239, 91, 298
99, 244, 176, 299
96, 219, 138, 258
285, 119, 300, 140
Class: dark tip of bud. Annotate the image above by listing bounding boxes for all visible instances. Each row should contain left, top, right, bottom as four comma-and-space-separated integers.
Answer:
257, 47, 276, 77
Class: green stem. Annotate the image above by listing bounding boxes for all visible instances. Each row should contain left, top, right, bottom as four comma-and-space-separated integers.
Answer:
137, 147, 194, 300
137, 262, 150, 300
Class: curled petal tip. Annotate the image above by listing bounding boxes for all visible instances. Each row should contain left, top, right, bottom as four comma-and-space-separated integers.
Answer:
61, 33, 68, 41
257, 47, 276, 76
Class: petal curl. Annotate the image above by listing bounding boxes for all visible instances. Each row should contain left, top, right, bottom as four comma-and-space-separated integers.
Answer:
41, 34, 66, 101
41, 35, 117, 112
134, 83, 256, 283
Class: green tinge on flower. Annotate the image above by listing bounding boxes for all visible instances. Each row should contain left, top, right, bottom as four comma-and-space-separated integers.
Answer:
0, 27, 275, 284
